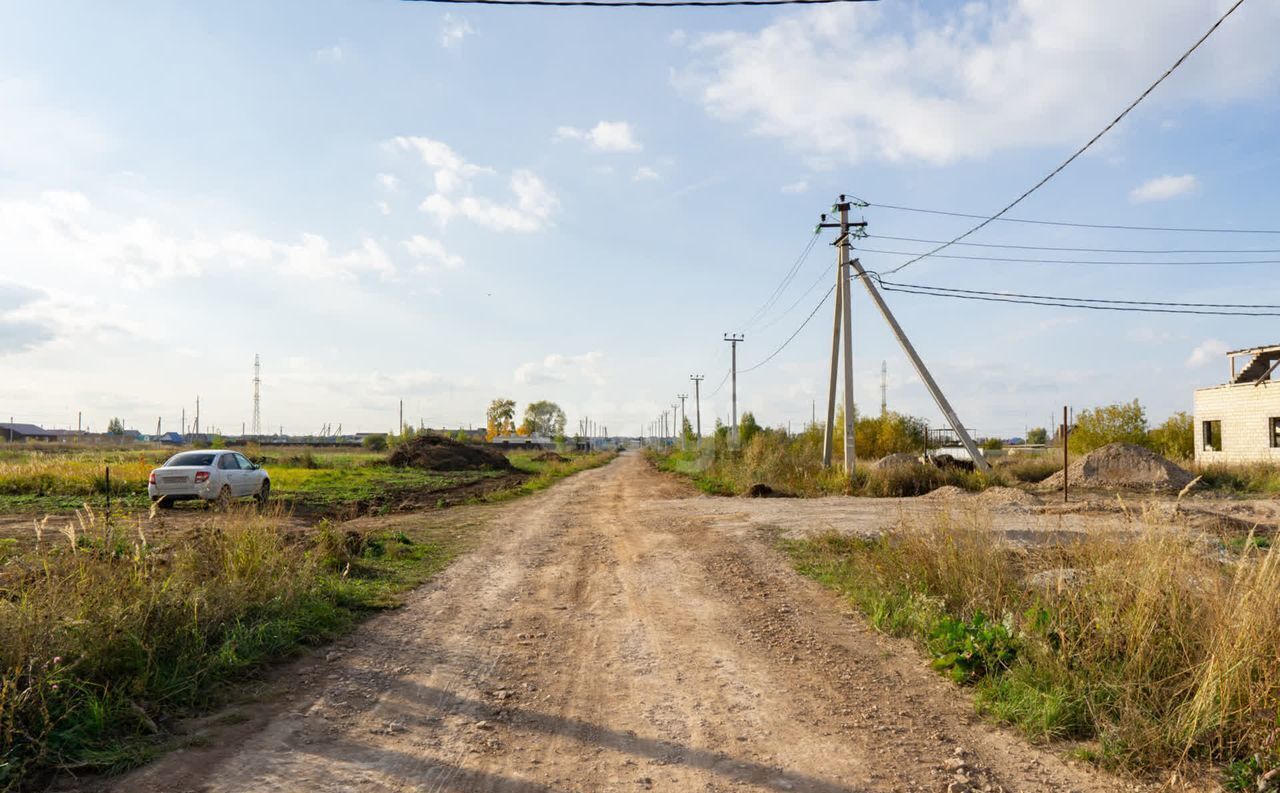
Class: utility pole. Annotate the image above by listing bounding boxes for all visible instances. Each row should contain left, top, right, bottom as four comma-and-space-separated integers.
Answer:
195, 396, 200, 437
690, 375, 704, 442
252, 354, 261, 436
677, 394, 687, 447
672, 401, 683, 447
399, 400, 403, 437
847, 253, 991, 473
181, 408, 185, 437
818, 200, 862, 474
78, 411, 82, 434
881, 360, 888, 416
1062, 405, 1070, 503
724, 334, 744, 446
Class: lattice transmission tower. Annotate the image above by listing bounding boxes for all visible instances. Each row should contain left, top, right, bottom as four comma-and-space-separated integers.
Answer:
251, 354, 262, 436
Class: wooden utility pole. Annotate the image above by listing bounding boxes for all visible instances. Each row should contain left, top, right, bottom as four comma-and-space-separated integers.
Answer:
677, 394, 688, 448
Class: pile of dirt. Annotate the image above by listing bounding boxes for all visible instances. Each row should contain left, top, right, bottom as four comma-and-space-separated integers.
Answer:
921, 485, 968, 500
745, 483, 794, 498
388, 434, 513, 472
871, 453, 922, 471
975, 486, 1040, 507
532, 451, 568, 463
1039, 442, 1194, 493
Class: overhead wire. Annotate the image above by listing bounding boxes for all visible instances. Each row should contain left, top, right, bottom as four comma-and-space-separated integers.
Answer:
739, 286, 836, 374
879, 0, 1249, 276
867, 202, 1280, 236
868, 234, 1280, 255
855, 246, 1280, 267
739, 231, 821, 330
406, 0, 876, 6
868, 273, 1280, 317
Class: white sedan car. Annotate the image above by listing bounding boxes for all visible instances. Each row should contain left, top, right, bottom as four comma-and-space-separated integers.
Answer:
148, 450, 270, 508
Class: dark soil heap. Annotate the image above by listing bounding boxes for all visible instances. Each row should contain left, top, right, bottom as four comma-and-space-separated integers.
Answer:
388, 434, 513, 472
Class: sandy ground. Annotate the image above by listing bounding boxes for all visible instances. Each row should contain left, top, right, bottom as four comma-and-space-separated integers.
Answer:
78, 453, 1178, 793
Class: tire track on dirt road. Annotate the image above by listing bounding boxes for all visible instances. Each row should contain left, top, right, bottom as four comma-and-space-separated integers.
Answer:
88, 453, 1152, 793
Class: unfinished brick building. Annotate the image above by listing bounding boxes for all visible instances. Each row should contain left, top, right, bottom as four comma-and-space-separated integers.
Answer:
1194, 344, 1280, 463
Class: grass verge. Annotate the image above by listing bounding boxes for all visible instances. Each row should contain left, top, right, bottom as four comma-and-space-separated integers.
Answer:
782, 514, 1280, 787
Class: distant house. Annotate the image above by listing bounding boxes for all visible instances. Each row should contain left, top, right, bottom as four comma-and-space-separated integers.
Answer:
1194, 343, 1280, 463
0, 423, 59, 442
490, 434, 556, 450
156, 432, 185, 445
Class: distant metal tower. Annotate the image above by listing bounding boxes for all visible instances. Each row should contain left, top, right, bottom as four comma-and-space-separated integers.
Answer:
880, 360, 887, 416
251, 354, 262, 436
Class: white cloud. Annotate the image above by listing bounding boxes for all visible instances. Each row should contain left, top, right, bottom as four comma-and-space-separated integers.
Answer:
677, 2, 1280, 165
554, 121, 642, 152
0, 77, 110, 173
403, 234, 464, 270
781, 180, 808, 194
314, 45, 344, 63
389, 137, 558, 232
633, 166, 660, 182
1129, 173, 1198, 203
1186, 338, 1229, 367
376, 201, 391, 216
376, 173, 399, 191
514, 352, 605, 386
441, 14, 474, 48
0, 191, 397, 290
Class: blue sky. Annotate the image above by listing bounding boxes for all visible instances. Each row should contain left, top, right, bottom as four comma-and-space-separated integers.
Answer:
2, 0, 1279, 438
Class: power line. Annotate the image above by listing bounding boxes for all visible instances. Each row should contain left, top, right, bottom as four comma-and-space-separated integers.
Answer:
868, 202, 1280, 235
406, 0, 875, 6
872, 276, 1280, 309
739, 286, 835, 374
857, 246, 1280, 267
869, 234, 1280, 255
740, 231, 821, 330
871, 276, 1280, 317
880, 0, 1249, 276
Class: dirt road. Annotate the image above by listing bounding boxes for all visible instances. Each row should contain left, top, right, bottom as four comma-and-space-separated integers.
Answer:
98, 453, 1149, 793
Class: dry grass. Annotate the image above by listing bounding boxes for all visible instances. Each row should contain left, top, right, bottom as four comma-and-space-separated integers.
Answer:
785, 507, 1280, 783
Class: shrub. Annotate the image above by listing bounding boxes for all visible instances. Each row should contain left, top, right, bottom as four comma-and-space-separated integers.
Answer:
362, 434, 388, 452
1149, 411, 1194, 461
1068, 399, 1149, 454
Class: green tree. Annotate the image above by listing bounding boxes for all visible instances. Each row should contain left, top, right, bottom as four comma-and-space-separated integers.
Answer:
362, 433, 388, 452
682, 416, 695, 444
980, 437, 1004, 451
106, 417, 124, 436
486, 398, 516, 440
1026, 427, 1048, 445
739, 412, 761, 447
1149, 411, 1194, 461
853, 411, 927, 459
1068, 399, 1149, 454
520, 400, 567, 437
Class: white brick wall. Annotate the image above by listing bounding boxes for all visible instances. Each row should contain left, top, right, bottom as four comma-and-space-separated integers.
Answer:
1193, 382, 1280, 463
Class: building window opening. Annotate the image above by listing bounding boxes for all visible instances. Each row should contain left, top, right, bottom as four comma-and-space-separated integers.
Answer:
1203, 420, 1223, 452
1271, 418, 1280, 449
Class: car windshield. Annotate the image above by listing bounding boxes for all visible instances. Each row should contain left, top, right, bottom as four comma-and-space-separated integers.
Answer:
165, 452, 216, 467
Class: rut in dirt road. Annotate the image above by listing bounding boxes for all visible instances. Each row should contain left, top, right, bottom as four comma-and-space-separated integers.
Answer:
100, 453, 1148, 793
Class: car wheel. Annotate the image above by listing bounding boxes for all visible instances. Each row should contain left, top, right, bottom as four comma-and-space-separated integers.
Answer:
155, 495, 175, 510
216, 485, 233, 509
256, 480, 271, 507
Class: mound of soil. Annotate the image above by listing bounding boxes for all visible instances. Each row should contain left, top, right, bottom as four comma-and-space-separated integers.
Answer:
388, 434, 512, 472
976, 486, 1040, 507
532, 451, 568, 463
1039, 442, 1193, 493
746, 483, 793, 498
871, 453, 922, 471
921, 485, 968, 500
